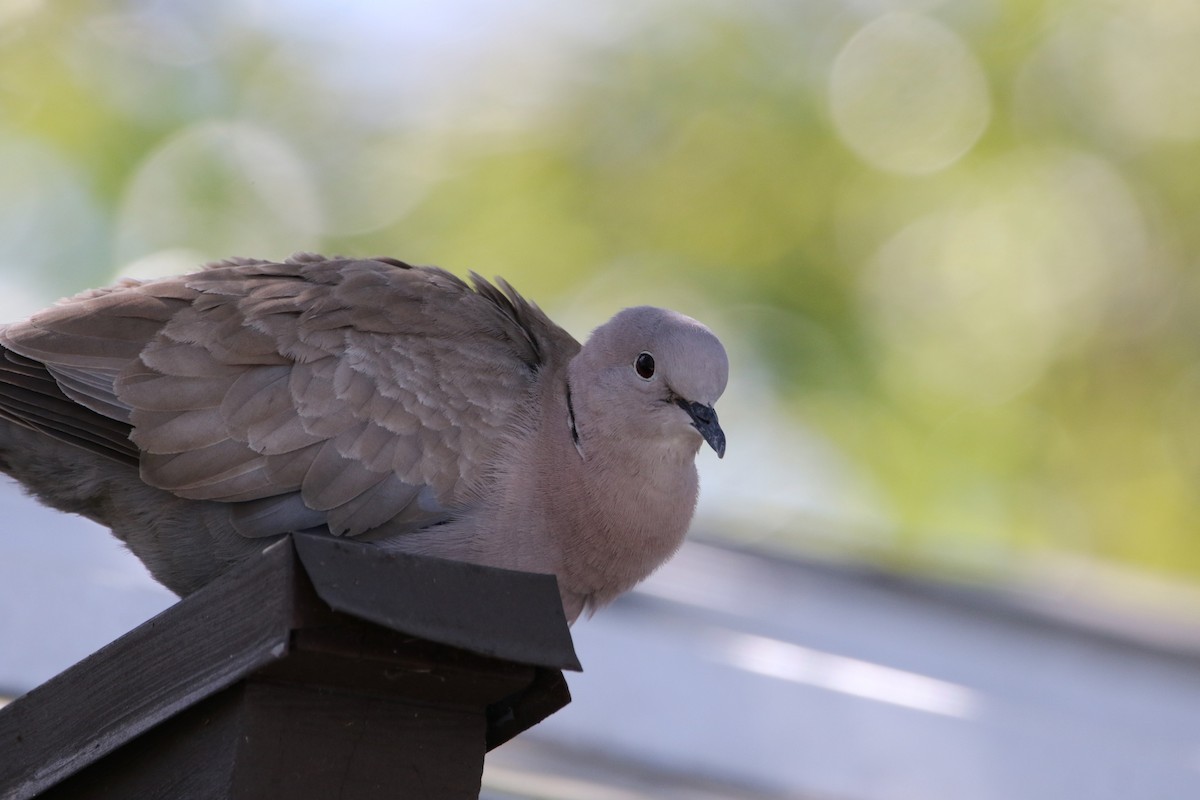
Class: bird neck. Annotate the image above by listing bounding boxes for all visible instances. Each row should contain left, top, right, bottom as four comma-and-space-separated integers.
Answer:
545, 371, 700, 612
457, 365, 700, 621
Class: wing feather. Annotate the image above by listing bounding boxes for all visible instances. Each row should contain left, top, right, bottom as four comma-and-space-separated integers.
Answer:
0, 255, 577, 540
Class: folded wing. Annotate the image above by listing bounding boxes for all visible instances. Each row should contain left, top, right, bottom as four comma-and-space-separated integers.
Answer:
0, 253, 572, 540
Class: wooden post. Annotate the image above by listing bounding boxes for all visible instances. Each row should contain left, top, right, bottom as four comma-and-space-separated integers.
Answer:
0, 534, 580, 799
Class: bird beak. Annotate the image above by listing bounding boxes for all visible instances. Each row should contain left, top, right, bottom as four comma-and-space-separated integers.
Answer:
676, 399, 726, 458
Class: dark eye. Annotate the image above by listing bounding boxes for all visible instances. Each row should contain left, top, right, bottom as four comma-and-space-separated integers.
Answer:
634, 352, 655, 380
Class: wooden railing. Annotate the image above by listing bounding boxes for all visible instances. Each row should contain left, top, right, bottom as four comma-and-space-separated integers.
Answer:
0, 534, 580, 799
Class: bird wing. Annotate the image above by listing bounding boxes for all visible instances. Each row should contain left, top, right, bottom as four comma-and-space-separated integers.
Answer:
0, 253, 575, 539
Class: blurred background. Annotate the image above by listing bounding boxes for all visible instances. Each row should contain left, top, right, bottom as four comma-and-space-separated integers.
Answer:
2, 1, 1200, 797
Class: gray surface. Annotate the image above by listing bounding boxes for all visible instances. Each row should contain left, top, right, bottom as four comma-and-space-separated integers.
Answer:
0, 482, 175, 695
505, 546, 1200, 799
3, 478, 1200, 798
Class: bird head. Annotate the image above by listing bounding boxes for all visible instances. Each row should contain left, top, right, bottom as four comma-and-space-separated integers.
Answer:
572, 306, 728, 458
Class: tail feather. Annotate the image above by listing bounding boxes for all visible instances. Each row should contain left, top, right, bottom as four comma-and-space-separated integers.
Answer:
0, 347, 138, 466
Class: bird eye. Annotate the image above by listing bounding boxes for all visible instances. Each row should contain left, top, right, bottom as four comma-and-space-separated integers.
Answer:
634, 352, 655, 380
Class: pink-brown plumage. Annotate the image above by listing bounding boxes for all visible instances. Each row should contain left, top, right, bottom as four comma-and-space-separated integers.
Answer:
0, 254, 727, 622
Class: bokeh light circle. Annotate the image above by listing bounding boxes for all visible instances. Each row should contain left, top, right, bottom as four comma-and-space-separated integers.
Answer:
830, 13, 991, 175
116, 120, 321, 264
859, 150, 1145, 405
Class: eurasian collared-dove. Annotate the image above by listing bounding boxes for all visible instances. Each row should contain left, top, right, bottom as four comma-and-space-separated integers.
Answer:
0, 254, 727, 622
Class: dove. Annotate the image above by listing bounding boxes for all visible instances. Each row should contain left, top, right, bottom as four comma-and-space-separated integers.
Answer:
0, 254, 727, 622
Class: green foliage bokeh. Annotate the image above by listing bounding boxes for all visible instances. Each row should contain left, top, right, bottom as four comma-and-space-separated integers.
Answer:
2, 0, 1198, 586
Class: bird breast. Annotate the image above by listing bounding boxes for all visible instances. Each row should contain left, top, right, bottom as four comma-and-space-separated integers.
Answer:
545, 433, 701, 611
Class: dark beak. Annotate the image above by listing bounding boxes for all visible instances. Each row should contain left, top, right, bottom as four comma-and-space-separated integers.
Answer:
676, 399, 726, 458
